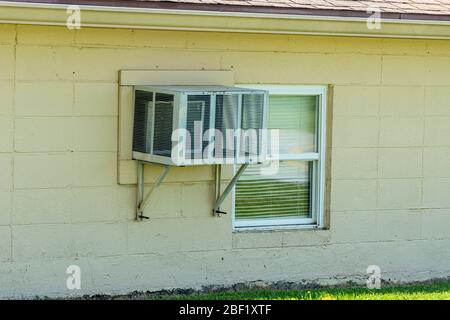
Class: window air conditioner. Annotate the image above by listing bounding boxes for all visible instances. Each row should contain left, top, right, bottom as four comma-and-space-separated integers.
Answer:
132, 86, 269, 166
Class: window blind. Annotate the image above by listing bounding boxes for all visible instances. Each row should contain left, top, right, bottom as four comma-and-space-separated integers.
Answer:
235, 161, 312, 219
268, 95, 317, 155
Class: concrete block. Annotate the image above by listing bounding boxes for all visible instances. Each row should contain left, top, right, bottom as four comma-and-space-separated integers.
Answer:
181, 182, 215, 218
14, 154, 72, 189
335, 37, 382, 54
380, 117, 424, 147
15, 82, 73, 116
74, 83, 118, 116
381, 39, 428, 56
376, 211, 422, 241
14, 118, 72, 152
71, 117, 117, 152
331, 179, 378, 211
72, 152, 116, 187
0, 45, 14, 80
139, 183, 183, 219
62, 47, 123, 81
0, 155, 12, 190
0, 25, 16, 44
281, 229, 331, 247
332, 148, 378, 179
426, 57, 450, 86
421, 210, 450, 239
122, 48, 222, 76
0, 226, 11, 261
423, 147, 450, 178
330, 212, 378, 243
380, 86, 424, 116
378, 179, 422, 209
127, 217, 232, 254
0, 117, 13, 152
225, 52, 381, 85
17, 25, 75, 46
427, 39, 450, 55
71, 186, 134, 223
382, 56, 427, 86
187, 31, 290, 52
72, 222, 127, 257
378, 148, 423, 178
333, 116, 379, 147
333, 86, 379, 116
16, 46, 60, 80
288, 35, 337, 53
12, 224, 73, 261
425, 87, 450, 116
424, 116, 450, 147
75, 27, 134, 46
0, 192, 11, 225
13, 189, 71, 225
0, 81, 14, 116
134, 29, 187, 48
232, 231, 283, 249
423, 178, 450, 208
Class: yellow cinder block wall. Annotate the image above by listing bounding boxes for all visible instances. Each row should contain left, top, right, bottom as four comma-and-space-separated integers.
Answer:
0, 24, 450, 298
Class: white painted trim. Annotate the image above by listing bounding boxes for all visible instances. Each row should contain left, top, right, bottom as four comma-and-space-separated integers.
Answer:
234, 217, 316, 229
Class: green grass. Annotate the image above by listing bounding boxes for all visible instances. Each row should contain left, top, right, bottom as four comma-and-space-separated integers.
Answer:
151, 282, 450, 300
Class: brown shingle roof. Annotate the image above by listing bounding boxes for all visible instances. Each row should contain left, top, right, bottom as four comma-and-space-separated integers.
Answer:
131, 0, 450, 15
9, 0, 450, 18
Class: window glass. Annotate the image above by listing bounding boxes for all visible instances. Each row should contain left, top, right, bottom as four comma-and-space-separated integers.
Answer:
235, 161, 312, 220
268, 95, 317, 155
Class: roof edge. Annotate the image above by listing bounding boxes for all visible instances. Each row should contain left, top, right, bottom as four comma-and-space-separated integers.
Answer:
6, 0, 450, 22
1, 1, 450, 39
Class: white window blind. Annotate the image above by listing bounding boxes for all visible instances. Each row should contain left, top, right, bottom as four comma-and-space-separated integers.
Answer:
268, 95, 317, 155
235, 161, 312, 219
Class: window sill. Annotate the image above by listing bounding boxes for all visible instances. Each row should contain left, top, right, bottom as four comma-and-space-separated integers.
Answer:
233, 224, 324, 233
232, 226, 331, 249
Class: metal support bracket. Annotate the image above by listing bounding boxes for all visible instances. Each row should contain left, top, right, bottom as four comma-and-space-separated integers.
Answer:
136, 161, 171, 221
213, 163, 249, 217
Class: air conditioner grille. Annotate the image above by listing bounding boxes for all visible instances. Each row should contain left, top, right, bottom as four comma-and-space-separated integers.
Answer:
153, 93, 174, 157
132, 90, 153, 154
215, 94, 238, 159
186, 95, 211, 160
241, 93, 265, 156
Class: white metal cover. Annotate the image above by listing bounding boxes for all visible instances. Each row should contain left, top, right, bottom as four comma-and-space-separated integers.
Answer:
132, 85, 269, 166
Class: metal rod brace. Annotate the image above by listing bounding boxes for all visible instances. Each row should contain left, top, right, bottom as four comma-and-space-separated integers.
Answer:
136, 161, 171, 221
213, 163, 249, 217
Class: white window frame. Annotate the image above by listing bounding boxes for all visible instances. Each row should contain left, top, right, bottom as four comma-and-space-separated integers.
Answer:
233, 85, 327, 231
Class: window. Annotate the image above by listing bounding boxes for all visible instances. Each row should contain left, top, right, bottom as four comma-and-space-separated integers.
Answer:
233, 86, 327, 229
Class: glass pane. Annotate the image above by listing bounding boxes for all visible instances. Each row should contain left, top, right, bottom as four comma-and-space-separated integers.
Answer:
133, 90, 153, 154
186, 95, 211, 159
153, 93, 174, 157
269, 95, 317, 155
235, 161, 312, 220
240, 93, 265, 158
215, 94, 238, 159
